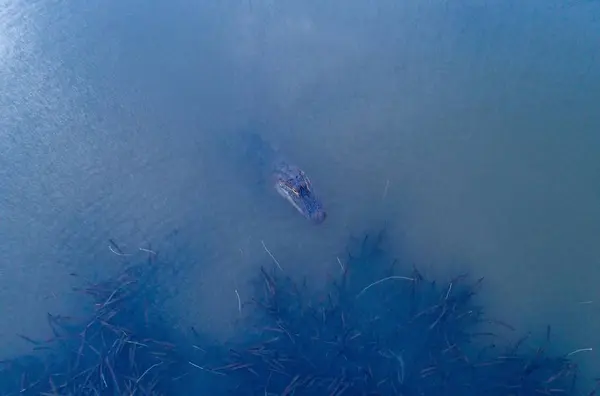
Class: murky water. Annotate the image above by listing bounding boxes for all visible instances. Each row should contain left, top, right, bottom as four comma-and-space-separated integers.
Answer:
1, 0, 599, 386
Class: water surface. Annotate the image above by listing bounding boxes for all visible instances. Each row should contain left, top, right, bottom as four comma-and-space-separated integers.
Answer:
1, 0, 599, 385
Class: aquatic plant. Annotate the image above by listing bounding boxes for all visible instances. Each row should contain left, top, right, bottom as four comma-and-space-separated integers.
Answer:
218, 230, 580, 395
0, 230, 587, 395
0, 253, 210, 395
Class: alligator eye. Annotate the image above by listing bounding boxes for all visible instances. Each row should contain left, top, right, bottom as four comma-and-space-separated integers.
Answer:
280, 181, 300, 196
296, 185, 310, 197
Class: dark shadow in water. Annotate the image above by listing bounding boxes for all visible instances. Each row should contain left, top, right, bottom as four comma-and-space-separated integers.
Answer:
0, 228, 588, 395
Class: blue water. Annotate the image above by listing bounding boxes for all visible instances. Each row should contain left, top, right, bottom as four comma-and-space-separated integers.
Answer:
1, 0, 600, 388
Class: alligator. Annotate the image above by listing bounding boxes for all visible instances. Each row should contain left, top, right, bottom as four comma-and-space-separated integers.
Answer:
243, 132, 327, 224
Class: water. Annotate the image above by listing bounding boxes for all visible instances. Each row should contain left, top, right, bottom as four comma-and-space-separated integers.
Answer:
1, 0, 599, 387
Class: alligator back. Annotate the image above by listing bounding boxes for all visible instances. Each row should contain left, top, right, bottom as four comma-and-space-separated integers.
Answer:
241, 130, 279, 171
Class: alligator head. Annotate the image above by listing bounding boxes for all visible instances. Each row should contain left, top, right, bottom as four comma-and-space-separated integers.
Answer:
273, 163, 326, 224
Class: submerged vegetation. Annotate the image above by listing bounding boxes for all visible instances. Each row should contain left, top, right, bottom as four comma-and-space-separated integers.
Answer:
0, 230, 588, 395
0, 254, 196, 395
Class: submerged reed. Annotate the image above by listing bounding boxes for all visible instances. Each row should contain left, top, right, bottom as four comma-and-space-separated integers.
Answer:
220, 230, 581, 395
0, 254, 202, 395
0, 230, 587, 395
